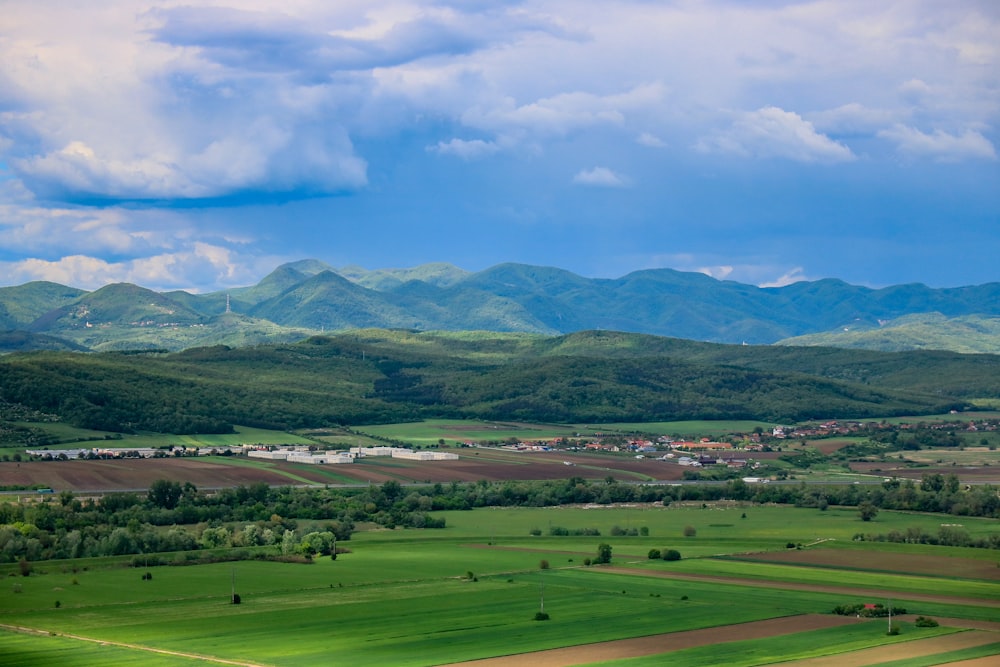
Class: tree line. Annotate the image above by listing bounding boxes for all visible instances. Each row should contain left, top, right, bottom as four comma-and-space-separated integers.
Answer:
1, 473, 997, 564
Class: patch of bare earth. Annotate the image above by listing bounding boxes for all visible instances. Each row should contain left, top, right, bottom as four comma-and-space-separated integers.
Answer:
847, 462, 1000, 483
814, 440, 857, 455
441, 614, 859, 667
0, 459, 298, 492
782, 629, 999, 667
738, 548, 1000, 581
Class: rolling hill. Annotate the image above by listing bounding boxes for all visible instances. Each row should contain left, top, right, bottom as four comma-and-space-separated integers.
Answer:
0, 329, 988, 434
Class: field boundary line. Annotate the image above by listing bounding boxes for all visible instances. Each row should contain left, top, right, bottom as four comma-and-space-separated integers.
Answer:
0, 622, 272, 667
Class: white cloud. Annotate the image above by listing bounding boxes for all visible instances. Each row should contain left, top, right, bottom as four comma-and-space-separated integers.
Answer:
429, 138, 501, 159
697, 107, 856, 163
807, 103, 901, 136
1, 244, 256, 292
696, 265, 733, 280
573, 166, 627, 188
878, 124, 997, 162
637, 132, 667, 148
460, 83, 666, 139
758, 267, 810, 288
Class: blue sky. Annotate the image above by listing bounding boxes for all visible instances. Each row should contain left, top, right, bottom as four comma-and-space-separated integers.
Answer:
0, 0, 997, 292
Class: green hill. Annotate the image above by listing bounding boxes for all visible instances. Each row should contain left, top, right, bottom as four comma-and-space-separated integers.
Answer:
0, 329, 986, 435
777, 314, 1000, 353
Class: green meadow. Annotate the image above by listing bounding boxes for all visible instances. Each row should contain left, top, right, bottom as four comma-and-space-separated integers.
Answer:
1, 505, 997, 666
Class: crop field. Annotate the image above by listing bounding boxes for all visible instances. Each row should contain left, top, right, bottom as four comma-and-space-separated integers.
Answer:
352, 419, 584, 445
898, 448, 1000, 467
1, 505, 997, 666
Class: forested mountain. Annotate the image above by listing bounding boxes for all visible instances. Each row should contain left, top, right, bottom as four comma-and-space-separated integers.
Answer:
0, 329, 992, 435
1, 260, 999, 352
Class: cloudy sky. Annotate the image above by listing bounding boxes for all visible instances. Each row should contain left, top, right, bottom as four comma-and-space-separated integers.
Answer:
1, 0, 997, 292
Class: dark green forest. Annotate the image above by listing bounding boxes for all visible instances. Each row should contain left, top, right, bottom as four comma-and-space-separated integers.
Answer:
0, 329, 990, 434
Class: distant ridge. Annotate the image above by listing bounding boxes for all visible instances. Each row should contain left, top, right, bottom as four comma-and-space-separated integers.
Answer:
1, 260, 999, 353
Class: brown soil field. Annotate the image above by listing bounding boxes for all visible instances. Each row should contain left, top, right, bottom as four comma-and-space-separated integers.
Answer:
0, 459, 307, 492
335, 453, 692, 484
442, 614, 861, 667
737, 548, 1000, 581
782, 629, 999, 667
814, 439, 858, 455
0, 453, 688, 492
848, 462, 1000, 482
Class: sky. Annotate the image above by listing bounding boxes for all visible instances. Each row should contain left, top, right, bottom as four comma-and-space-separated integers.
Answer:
0, 0, 997, 293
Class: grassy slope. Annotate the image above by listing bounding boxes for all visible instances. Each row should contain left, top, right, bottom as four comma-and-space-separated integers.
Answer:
1, 505, 996, 666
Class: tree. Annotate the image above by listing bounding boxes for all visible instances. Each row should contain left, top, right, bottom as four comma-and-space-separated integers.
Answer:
858, 501, 879, 522
595, 543, 612, 564
662, 549, 681, 561
147, 479, 182, 509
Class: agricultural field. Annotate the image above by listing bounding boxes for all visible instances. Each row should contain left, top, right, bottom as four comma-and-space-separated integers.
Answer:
351, 419, 585, 446
1, 505, 997, 666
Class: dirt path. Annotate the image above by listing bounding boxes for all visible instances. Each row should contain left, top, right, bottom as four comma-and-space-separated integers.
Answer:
440, 614, 861, 667
599, 566, 1000, 609
0, 623, 271, 667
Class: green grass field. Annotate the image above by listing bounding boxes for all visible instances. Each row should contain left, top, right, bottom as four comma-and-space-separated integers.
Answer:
1, 505, 996, 666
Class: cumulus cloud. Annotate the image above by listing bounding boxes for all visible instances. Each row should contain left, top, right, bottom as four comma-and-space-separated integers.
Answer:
0, 1, 997, 291
1, 244, 256, 292
878, 124, 997, 162
573, 166, 628, 188
697, 107, 856, 163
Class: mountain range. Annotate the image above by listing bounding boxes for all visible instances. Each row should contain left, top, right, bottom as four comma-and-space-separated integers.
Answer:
1, 260, 999, 353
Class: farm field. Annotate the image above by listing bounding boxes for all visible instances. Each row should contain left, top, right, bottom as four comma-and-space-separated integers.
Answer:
0, 448, 695, 493
1, 505, 997, 666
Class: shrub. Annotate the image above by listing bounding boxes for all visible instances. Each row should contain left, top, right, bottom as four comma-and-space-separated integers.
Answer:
539, 559, 550, 570
529, 527, 542, 536
533, 611, 550, 621
647, 549, 662, 560
231, 593, 241, 605
887, 624, 899, 636
18, 558, 32, 577
915, 616, 939, 627
54, 600, 61, 608
583, 558, 592, 566
683, 525, 697, 537
662, 549, 681, 561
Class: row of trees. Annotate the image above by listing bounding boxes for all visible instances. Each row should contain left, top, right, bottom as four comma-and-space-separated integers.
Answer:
1, 474, 997, 563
